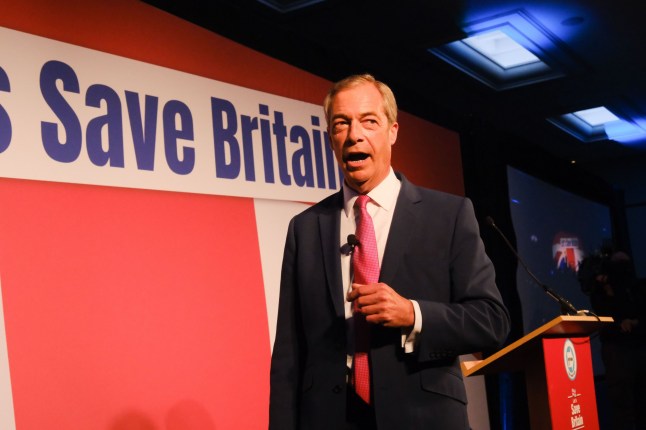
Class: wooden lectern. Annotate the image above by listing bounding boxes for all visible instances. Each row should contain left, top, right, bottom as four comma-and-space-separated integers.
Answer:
462, 315, 613, 430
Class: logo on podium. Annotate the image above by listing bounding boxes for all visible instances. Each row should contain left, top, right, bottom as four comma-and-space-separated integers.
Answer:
563, 339, 577, 381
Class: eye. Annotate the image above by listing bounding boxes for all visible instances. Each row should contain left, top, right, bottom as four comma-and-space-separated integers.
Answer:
332, 120, 349, 133
362, 118, 379, 129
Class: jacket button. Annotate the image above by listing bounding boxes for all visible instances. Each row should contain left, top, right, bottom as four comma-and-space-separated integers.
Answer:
333, 385, 343, 393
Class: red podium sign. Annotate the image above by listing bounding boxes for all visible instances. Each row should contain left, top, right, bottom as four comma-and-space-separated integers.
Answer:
462, 315, 612, 430
543, 338, 598, 430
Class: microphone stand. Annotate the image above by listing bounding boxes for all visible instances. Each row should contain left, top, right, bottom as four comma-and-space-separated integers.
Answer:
485, 216, 591, 317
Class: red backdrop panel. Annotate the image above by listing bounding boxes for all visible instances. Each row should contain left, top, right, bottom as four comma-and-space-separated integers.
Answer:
0, 178, 268, 428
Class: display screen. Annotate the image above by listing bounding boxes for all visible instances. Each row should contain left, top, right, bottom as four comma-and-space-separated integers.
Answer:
507, 166, 613, 335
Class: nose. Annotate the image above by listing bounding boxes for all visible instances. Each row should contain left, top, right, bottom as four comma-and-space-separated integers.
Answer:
347, 120, 363, 143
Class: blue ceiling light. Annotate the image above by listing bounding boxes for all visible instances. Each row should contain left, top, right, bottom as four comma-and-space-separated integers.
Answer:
573, 107, 619, 127
429, 9, 579, 90
462, 30, 541, 69
547, 107, 646, 143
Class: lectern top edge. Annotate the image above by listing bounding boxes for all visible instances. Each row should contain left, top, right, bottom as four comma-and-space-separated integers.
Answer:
461, 315, 613, 377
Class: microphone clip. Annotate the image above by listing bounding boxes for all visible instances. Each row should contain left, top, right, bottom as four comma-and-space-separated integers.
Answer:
340, 234, 360, 256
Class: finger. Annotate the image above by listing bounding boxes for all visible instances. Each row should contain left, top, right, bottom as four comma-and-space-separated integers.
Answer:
346, 283, 363, 301
347, 282, 377, 301
354, 291, 387, 310
365, 311, 395, 327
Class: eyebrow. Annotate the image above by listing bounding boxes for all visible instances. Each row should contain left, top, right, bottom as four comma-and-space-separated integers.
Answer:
360, 111, 380, 118
330, 113, 350, 121
331, 111, 380, 121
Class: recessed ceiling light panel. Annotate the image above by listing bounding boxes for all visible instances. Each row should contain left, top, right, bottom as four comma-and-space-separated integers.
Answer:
572, 107, 619, 127
429, 9, 578, 90
548, 106, 646, 143
463, 30, 541, 69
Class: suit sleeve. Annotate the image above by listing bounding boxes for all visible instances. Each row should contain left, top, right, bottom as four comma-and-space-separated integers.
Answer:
268, 218, 302, 430
414, 197, 510, 362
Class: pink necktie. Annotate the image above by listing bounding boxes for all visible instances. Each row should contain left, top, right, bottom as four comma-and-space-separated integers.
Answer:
352, 195, 379, 404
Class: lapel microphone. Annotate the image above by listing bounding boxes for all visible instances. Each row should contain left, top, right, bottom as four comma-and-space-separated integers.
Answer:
340, 234, 360, 255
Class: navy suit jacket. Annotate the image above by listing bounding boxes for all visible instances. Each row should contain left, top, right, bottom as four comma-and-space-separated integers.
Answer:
269, 173, 510, 430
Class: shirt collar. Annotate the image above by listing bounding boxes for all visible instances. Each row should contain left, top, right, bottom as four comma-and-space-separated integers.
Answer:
342, 168, 401, 217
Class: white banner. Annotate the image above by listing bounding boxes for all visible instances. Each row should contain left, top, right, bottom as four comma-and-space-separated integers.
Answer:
0, 26, 341, 202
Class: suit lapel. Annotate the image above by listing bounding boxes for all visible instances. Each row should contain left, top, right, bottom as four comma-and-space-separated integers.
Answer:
379, 175, 421, 285
319, 191, 345, 318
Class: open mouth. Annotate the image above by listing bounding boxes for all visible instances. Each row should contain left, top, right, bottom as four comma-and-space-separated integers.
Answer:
344, 152, 369, 163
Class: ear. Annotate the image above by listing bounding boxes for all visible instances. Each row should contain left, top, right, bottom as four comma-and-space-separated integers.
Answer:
389, 122, 399, 146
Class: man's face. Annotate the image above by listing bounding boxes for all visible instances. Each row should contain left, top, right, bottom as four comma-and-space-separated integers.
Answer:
327, 83, 398, 194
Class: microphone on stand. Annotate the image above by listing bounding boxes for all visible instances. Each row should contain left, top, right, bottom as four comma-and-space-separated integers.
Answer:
485, 216, 588, 316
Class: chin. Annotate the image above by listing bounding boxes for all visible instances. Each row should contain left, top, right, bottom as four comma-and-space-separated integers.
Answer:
345, 173, 368, 186
347, 181, 371, 193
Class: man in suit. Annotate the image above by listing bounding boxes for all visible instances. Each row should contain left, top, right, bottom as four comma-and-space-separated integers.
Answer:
269, 74, 510, 429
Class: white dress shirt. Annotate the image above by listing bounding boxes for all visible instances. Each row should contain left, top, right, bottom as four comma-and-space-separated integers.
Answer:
340, 169, 422, 365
